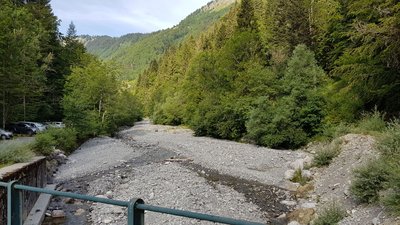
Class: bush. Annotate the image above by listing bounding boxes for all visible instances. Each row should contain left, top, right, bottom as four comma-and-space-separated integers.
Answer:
290, 169, 311, 185
313, 202, 346, 225
313, 139, 342, 167
33, 128, 78, 155
32, 133, 56, 156
353, 109, 386, 135
246, 96, 311, 149
377, 120, 400, 156
381, 159, 400, 216
319, 123, 351, 141
0, 141, 35, 165
47, 128, 78, 154
350, 159, 389, 203
377, 121, 400, 215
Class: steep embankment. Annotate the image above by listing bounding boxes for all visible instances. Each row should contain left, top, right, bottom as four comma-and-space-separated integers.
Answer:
80, 0, 235, 80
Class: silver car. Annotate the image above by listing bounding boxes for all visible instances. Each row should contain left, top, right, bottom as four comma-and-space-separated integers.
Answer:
0, 128, 13, 140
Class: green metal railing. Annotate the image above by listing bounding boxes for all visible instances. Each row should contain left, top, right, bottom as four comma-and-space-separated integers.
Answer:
0, 181, 265, 225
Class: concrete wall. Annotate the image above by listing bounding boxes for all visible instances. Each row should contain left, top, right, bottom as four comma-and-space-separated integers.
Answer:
0, 156, 47, 224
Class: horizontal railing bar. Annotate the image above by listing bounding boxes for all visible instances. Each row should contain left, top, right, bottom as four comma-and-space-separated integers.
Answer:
137, 204, 265, 225
13, 184, 129, 207
0, 181, 265, 225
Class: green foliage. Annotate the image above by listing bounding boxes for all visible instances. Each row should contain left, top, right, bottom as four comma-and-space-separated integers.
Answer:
333, 0, 400, 115
63, 58, 142, 139
290, 169, 311, 185
319, 123, 352, 142
246, 45, 327, 149
353, 109, 386, 135
377, 121, 400, 157
32, 132, 56, 156
313, 202, 346, 225
0, 141, 35, 166
351, 159, 389, 203
313, 139, 342, 167
31, 127, 78, 156
44, 128, 78, 154
84, 2, 234, 80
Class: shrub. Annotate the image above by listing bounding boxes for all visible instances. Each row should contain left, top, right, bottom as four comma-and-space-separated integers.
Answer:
313, 202, 346, 225
377, 120, 400, 156
0, 141, 35, 165
353, 109, 386, 135
32, 132, 56, 156
381, 159, 400, 216
32, 128, 78, 155
350, 159, 389, 203
377, 121, 400, 215
290, 169, 311, 185
46, 128, 78, 154
313, 139, 342, 167
319, 123, 351, 141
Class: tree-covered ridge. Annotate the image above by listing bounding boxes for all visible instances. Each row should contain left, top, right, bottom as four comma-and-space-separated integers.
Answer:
135, 0, 400, 149
82, 0, 235, 80
79, 33, 148, 60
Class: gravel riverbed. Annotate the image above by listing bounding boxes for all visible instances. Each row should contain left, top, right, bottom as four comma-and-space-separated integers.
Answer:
53, 120, 308, 225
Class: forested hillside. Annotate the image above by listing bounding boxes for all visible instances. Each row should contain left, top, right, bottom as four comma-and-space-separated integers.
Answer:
135, 0, 400, 149
0, 0, 142, 138
79, 33, 148, 60
81, 0, 235, 80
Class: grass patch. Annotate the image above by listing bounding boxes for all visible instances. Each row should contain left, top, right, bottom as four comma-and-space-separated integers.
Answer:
313, 138, 342, 167
350, 119, 400, 215
318, 122, 352, 142
290, 169, 311, 185
0, 141, 35, 166
352, 109, 386, 135
313, 202, 346, 225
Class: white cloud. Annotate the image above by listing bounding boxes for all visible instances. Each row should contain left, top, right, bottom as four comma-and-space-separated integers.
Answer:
50, 0, 211, 36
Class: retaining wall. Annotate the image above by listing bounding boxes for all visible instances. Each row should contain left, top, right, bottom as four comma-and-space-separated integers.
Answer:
0, 156, 47, 224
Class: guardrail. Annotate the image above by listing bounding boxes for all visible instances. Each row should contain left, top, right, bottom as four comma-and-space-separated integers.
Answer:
0, 181, 265, 225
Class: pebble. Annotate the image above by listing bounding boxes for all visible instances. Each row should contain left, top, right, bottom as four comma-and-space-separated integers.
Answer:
301, 202, 316, 208
280, 200, 297, 206
51, 210, 66, 218
103, 218, 112, 224
74, 208, 85, 216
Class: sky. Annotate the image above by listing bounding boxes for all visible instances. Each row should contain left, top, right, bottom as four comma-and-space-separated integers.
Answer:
50, 0, 211, 37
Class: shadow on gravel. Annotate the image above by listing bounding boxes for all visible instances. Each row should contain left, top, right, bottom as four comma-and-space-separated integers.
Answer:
182, 162, 295, 225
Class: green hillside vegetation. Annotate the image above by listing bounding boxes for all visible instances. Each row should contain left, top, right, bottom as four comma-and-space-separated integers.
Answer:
0, 0, 142, 141
135, 0, 400, 149
82, 0, 235, 80
80, 33, 148, 59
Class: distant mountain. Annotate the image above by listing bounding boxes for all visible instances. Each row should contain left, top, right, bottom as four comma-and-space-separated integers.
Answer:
80, 0, 235, 80
78, 33, 148, 60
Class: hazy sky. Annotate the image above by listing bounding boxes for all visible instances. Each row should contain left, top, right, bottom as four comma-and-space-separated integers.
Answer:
50, 0, 211, 37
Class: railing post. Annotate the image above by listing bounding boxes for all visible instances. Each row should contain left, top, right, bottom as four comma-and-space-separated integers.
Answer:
7, 181, 22, 225
127, 198, 144, 225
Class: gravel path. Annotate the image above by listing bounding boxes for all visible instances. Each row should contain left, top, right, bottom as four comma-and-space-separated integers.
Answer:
52, 120, 311, 225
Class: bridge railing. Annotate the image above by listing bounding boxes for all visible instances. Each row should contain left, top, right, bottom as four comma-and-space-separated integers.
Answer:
0, 181, 265, 225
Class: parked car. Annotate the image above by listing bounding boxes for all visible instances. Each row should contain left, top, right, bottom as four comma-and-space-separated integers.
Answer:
46, 121, 65, 128
6, 122, 36, 135
19, 121, 46, 132
0, 128, 13, 140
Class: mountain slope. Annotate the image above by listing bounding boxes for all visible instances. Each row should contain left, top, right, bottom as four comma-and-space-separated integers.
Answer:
79, 33, 148, 59
81, 0, 235, 80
